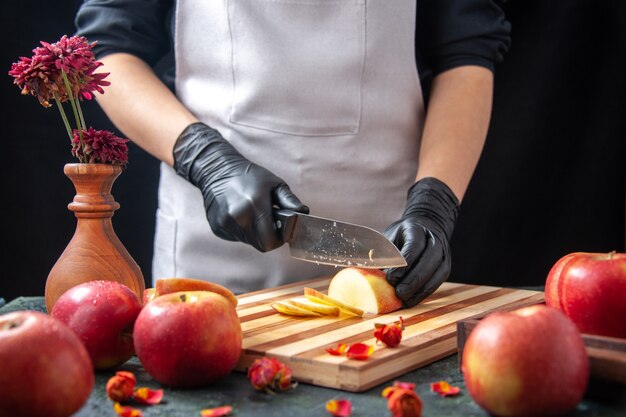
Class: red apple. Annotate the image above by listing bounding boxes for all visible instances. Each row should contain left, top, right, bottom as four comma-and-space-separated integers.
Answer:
0, 311, 94, 417
133, 290, 242, 388
545, 251, 626, 338
50, 280, 143, 370
462, 305, 589, 417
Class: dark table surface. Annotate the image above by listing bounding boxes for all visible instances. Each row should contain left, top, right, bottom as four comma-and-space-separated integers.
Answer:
2, 296, 625, 417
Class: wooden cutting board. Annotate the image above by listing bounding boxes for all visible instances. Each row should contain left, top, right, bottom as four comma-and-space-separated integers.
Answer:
234, 277, 544, 392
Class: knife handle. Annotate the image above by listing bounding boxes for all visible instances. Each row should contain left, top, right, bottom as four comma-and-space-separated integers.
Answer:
273, 209, 297, 242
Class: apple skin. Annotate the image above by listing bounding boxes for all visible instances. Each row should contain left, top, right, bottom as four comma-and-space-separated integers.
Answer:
328, 267, 402, 314
50, 280, 143, 370
545, 251, 626, 338
133, 290, 242, 388
462, 305, 589, 417
0, 311, 94, 417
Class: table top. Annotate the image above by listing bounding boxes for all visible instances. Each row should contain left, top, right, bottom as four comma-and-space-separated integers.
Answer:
2, 296, 626, 417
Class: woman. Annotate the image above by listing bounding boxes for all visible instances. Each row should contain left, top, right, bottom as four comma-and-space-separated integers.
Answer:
75, 0, 510, 305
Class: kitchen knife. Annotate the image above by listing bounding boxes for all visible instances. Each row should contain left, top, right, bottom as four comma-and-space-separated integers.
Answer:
273, 209, 407, 269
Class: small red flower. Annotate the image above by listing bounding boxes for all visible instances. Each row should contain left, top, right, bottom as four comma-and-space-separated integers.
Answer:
72, 127, 129, 165
382, 381, 422, 417
201, 405, 233, 417
247, 357, 297, 394
132, 387, 164, 405
345, 343, 374, 360
326, 398, 352, 417
374, 317, 404, 348
248, 357, 279, 391
106, 371, 136, 403
274, 360, 295, 391
430, 380, 461, 397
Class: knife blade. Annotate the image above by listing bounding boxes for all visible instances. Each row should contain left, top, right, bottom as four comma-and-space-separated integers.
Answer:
273, 209, 407, 269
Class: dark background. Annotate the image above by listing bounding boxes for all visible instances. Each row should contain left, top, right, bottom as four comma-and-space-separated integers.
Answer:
2, 1, 624, 302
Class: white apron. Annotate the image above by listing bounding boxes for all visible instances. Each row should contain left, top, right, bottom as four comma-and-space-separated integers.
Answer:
153, 0, 425, 294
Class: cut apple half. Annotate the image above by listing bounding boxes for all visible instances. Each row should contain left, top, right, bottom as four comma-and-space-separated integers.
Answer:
271, 301, 322, 317
286, 297, 340, 316
304, 287, 364, 317
327, 267, 402, 315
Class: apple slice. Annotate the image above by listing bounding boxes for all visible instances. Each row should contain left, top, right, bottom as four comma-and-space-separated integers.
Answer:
286, 297, 340, 316
155, 278, 238, 308
142, 288, 157, 304
303, 287, 364, 317
271, 301, 322, 317
327, 267, 402, 314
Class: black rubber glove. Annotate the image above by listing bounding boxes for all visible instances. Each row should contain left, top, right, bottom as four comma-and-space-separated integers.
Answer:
384, 177, 459, 307
173, 122, 309, 252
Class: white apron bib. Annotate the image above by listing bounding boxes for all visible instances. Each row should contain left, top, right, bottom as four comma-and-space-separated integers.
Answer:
153, 0, 425, 293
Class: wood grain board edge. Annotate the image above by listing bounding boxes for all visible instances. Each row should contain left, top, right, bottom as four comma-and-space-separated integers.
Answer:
456, 315, 626, 384
237, 335, 458, 392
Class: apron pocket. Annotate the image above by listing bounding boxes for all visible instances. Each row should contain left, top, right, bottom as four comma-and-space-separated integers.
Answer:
228, 0, 366, 136
153, 209, 178, 279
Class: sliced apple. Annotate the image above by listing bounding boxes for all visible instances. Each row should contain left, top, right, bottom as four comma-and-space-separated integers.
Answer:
271, 301, 322, 317
327, 267, 402, 315
142, 288, 157, 304
286, 297, 340, 316
303, 287, 364, 317
155, 278, 238, 308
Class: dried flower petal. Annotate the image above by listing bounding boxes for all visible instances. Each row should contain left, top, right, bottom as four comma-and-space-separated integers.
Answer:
345, 343, 374, 360
430, 380, 460, 397
132, 387, 164, 405
325, 399, 352, 417
72, 127, 129, 165
394, 381, 416, 391
113, 402, 143, 417
201, 405, 233, 417
374, 317, 404, 348
106, 371, 136, 403
382, 381, 416, 398
247, 356, 296, 393
326, 343, 348, 356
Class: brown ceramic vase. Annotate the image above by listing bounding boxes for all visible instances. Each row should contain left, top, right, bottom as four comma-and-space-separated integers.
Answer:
44, 163, 145, 311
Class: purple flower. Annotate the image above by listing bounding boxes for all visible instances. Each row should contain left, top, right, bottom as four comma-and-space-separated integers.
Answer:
9, 35, 126, 166
9, 35, 110, 106
72, 128, 129, 166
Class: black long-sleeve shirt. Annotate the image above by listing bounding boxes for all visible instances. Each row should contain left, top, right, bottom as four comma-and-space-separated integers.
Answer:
75, 0, 511, 95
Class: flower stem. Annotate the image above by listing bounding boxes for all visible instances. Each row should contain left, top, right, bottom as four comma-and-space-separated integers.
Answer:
76, 99, 87, 132
61, 70, 85, 147
54, 96, 73, 143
